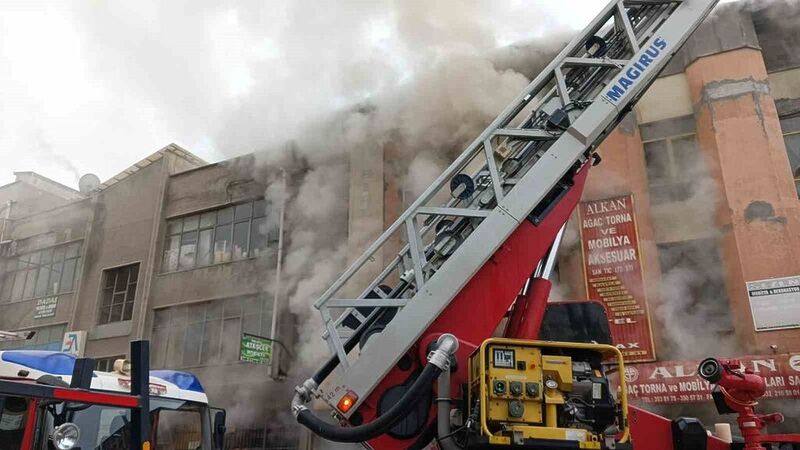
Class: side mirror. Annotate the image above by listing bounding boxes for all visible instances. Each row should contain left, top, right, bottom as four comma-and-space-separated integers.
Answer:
212, 409, 226, 450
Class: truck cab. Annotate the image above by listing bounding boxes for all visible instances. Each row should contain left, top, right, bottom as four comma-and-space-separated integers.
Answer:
0, 346, 225, 450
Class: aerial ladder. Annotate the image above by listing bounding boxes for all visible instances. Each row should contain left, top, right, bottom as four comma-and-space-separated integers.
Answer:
291, 0, 800, 449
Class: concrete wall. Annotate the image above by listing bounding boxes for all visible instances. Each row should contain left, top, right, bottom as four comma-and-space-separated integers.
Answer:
73, 158, 169, 358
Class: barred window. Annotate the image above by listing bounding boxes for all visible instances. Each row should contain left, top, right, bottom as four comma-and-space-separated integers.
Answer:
161, 199, 277, 272
0, 242, 82, 303
151, 295, 274, 369
98, 263, 139, 325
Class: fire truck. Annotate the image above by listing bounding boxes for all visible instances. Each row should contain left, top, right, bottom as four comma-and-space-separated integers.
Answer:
0, 338, 226, 450
290, 0, 800, 449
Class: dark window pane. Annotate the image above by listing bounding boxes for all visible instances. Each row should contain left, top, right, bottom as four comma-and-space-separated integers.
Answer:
114, 269, 127, 292
253, 199, 267, 218
105, 269, 116, 289
172, 305, 188, 326
214, 224, 232, 263
183, 215, 200, 231
197, 229, 213, 266
235, 203, 253, 221
112, 292, 126, 306
39, 248, 53, 265
61, 258, 77, 292
251, 218, 267, 257
23, 269, 37, 299
200, 211, 216, 229
223, 298, 241, 318
166, 327, 185, 365
99, 306, 111, 324
110, 304, 123, 322
123, 302, 134, 321
188, 303, 206, 323
179, 231, 198, 270
207, 301, 222, 319
101, 288, 114, 307
222, 318, 240, 363
167, 220, 182, 235
163, 235, 180, 272
129, 264, 139, 283
233, 222, 250, 260
125, 283, 137, 304
242, 314, 260, 335
1, 274, 13, 301
267, 214, 280, 243
217, 207, 234, 225
12, 271, 26, 301
183, 322, 203, 366
53, 246, 66, 263
49, 261, 63, 295
672, 135, 697, 173
151, 328, 167, 368
243, 297, 261, 314
34, 267, 50, 297
200, 319, 221, 364
644, 140, 670, 181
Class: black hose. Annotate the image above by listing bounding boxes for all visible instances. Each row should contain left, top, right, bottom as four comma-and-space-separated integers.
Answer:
297, 363, 442, 443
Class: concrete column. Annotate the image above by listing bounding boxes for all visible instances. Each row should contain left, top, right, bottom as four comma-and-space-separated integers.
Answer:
685, 23, 800, 352
346, 143, 385, 293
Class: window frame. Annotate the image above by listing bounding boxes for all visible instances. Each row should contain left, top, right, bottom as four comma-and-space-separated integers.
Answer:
642, 132, 698, 205
783, 129, 800, 198
97, 262, 140, 325
0, 241, 83, 304
160, 199, 273, 273
150, 295, 274, 369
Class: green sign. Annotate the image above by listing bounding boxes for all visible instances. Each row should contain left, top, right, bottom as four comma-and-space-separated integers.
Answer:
239, 333, 273, 364
34, 296, 58, 319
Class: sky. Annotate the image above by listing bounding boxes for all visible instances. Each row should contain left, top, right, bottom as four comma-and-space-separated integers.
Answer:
0, 1, 732, 189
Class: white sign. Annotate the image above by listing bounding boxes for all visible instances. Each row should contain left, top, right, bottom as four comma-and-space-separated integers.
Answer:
34, 296, 58, 319
61, 330, 87, 357
747, 275, 800, 331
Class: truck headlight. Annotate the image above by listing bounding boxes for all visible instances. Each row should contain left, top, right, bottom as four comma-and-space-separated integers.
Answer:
51, 422, 81, 450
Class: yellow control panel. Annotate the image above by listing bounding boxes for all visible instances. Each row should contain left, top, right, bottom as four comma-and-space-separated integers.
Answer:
468, 338, 629, 449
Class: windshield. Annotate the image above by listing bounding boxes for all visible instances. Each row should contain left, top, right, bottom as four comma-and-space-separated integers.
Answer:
0, 396, 30, 450
42, 397, 206, 450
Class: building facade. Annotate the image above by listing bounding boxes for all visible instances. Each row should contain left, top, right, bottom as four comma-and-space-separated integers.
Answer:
1, 1, 798, 446
0, 145, 292, 443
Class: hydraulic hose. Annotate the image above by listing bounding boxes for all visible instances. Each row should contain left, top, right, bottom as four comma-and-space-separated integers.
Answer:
293, 334, 459, 443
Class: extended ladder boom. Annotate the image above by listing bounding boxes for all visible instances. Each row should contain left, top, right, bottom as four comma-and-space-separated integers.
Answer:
296, 0, 719, 435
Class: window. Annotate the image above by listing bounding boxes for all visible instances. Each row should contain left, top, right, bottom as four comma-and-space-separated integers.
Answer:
161, 199, 277, 272
0, 242, 82, 303
98, 263, 139, 325
782, 131, 800, 198
0, 324, 66, 351
151, 295, 274, 369
95, 355, 125, 372
643, 133, 698, 204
